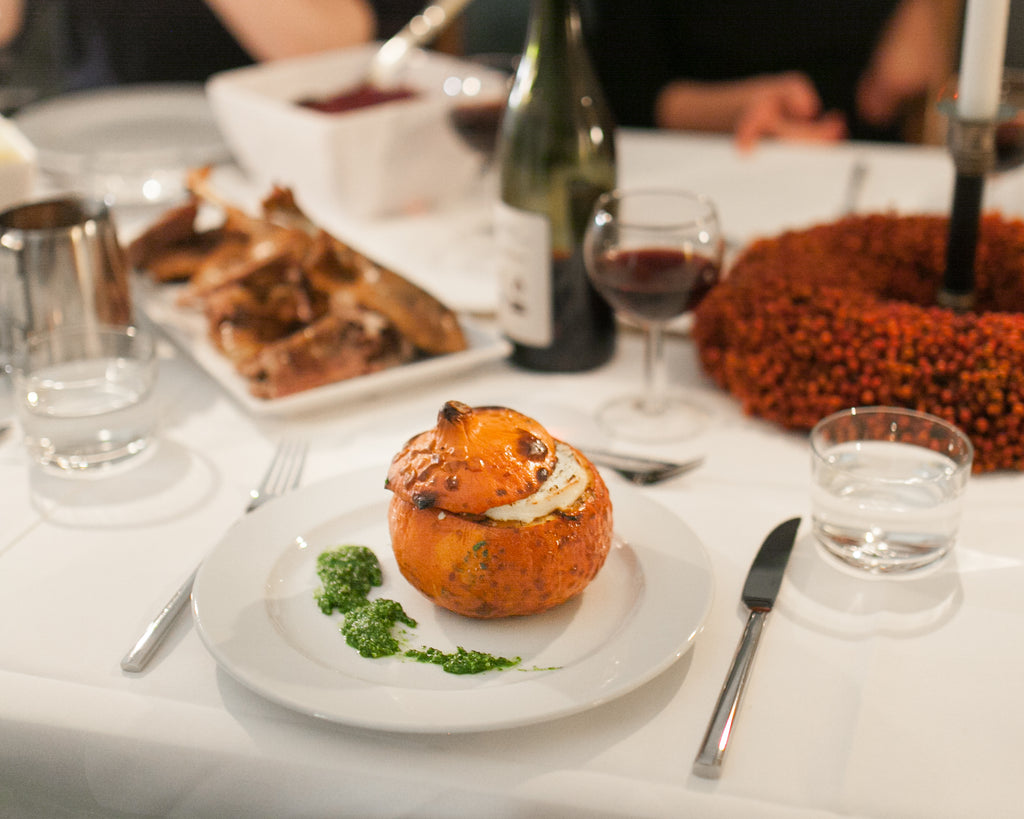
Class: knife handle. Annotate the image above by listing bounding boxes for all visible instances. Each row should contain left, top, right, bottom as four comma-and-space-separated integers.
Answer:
692, 609, 768, 778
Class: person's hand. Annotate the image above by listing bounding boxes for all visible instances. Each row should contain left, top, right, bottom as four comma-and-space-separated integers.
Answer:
654, 71, 847, 148
734, 72, 847, 150
856, 0, 948, 127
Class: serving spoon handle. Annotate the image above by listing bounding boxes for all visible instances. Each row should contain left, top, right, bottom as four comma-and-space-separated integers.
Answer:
366, 0, 476, 87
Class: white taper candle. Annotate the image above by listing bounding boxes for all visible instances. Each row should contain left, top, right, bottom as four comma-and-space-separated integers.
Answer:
957, 0, 1011, 120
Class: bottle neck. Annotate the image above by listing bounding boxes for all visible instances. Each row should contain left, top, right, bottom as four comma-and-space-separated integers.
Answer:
526, 0, 584, 50
530, 0, 579, 19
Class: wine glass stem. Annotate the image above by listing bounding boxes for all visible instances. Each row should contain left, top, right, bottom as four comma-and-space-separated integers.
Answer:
642, 323, 668, 415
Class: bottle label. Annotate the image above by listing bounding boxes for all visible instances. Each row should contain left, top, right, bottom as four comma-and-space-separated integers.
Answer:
494, 201, 552, 347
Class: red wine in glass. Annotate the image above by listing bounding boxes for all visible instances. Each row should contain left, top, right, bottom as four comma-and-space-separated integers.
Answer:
444, 54, 516, 163
997, 70, 1024, 173
995, 119, 1024, 172
449, 99, 507, 157
589, 247, 721, 324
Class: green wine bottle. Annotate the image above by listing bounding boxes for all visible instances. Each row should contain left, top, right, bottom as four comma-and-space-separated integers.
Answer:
494, 0, 617, 372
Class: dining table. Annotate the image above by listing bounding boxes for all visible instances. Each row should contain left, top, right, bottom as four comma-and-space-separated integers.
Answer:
1, 125, 1023, 819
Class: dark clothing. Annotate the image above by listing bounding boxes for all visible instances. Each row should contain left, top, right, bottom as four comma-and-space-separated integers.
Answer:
66, 0, 253, 86
586, 0, 904, 141
19, 0, 423, 94
373, 2, 431, 48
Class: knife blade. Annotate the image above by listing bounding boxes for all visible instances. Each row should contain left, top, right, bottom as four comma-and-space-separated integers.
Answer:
693, 516, 801, 778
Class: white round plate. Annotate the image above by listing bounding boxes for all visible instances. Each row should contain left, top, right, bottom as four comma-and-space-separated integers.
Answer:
14, 84, 229, 205
192, 467, 713, 733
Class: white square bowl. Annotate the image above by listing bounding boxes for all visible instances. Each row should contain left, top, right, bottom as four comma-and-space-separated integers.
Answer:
206, 44, 489, 218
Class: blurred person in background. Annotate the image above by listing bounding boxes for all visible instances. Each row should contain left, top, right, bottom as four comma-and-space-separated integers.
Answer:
587, 0, 959, 147
0, 0, 423, 103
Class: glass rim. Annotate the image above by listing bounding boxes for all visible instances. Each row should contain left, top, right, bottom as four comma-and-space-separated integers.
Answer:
592, 187, 719, 230
16, 323, 154, 368
809, 405, 974, 470
22, 321, 148, 343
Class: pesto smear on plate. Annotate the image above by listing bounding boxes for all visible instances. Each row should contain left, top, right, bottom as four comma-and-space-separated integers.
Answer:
314, 545, 521, 674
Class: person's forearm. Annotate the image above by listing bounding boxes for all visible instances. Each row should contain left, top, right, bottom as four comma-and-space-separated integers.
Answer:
0, 0, 25, 48
204, 0, 376, 60
856, 0, 950, 126
654, 77, 773, 132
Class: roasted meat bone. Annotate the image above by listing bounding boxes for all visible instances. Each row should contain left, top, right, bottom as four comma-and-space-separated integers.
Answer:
195, 170, 467, 355
128, 170, 467, 354
241, 306, 415, 399
126, 178, 471, 398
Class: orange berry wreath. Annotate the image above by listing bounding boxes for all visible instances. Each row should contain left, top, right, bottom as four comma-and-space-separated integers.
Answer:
692, 213, 1024, 472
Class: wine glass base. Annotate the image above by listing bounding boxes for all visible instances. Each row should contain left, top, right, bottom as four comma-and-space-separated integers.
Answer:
596, 394, 710, 442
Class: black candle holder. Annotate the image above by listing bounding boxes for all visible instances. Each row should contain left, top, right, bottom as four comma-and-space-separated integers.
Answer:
939, 113, 998, 311
938, 97, 1020, 311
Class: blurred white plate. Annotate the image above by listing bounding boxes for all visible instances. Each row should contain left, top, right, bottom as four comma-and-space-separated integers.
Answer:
192, 467, 714, 733
138, 278, 510, 416
14, 84, 230, 205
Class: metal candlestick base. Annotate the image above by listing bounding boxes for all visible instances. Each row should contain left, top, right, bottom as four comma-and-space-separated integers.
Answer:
937, 288, 976, 311
946, 112, 999, 177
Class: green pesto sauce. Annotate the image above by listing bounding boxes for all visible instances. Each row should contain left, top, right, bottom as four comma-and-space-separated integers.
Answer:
314, 545, 382, 615
314, 544, 522, 675
342, 598, 417, 658
404, 646, 520, 675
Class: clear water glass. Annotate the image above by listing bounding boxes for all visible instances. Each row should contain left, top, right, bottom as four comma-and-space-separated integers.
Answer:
810, 406, 973, 573
12, 323, 158, 475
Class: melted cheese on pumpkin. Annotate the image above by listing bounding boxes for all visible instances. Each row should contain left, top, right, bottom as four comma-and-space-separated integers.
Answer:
483, 443, 589, 522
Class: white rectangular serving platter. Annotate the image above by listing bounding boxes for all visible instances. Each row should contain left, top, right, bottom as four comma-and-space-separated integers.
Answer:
138, 279, 509, 417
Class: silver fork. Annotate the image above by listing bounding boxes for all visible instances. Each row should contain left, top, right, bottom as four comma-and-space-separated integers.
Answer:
581, 448, 705, 486
120, 438, 308, 673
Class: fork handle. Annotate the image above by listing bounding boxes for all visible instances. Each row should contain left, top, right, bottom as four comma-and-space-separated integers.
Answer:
120, 567, 197, 673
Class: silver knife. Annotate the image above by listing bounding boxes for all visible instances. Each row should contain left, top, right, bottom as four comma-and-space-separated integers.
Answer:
693, 516, 801, 778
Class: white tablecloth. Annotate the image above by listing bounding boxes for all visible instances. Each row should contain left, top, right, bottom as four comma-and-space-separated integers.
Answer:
289, 127, 1024, 315
1, 130, 1023, 818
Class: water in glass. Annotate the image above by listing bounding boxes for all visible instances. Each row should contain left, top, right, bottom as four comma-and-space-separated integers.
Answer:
811, 440, 967, 573
18, 354, 156, 472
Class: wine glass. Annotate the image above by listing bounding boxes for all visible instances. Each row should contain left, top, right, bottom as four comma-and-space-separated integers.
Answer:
583, 188, 724, 441
442, 53, 517, 181
996, 68, 1024, 172
439, 54, 517, 292
937, 69, 1024, 173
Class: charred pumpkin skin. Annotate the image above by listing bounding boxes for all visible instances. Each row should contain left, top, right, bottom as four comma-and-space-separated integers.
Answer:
387, 401, 559, 515
388, 449, 613, 618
